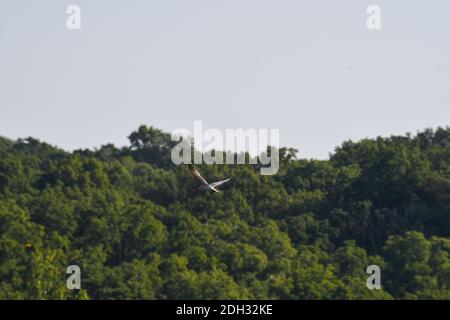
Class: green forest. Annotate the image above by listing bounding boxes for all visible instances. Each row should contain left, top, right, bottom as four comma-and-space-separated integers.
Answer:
0, 125, 449, 300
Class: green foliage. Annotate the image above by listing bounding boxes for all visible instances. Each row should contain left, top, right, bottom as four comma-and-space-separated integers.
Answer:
0, 127, 449, 299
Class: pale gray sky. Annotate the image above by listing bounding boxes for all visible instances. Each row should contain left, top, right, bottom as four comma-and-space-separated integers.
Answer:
1, 1, 449, 159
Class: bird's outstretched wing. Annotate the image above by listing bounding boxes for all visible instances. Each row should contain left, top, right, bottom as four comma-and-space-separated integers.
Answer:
209, 178, 231, 189
189, 164, 209, 186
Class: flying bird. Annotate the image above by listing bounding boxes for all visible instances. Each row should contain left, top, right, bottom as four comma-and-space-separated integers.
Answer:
189, 164, 231, 193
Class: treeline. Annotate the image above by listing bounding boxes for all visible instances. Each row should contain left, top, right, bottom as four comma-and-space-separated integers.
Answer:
0, 126, 449, 299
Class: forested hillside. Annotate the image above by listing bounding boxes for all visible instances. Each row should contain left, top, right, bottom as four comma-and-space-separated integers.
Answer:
0, 126, 449, 299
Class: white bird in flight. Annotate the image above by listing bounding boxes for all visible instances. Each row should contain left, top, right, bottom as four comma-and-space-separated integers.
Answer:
189, 164, 231, 193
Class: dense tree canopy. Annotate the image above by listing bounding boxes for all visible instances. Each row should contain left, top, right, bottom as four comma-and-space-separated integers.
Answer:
0, 126, 449, 299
